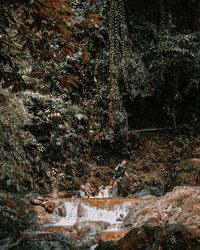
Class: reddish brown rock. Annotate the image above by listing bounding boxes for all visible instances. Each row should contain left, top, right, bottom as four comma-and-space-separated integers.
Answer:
71, 221, 110, 240
96, 225, 200, 250
30, 198, 43, 206
100, 229, 130, 242
118, 225, 199, 250
57, 191, 67, 198
30, 205, 55, 225
42, 201, 56, 213
7, 186, 200, 250
47, 226, 71, 234
123, 186, 200, 235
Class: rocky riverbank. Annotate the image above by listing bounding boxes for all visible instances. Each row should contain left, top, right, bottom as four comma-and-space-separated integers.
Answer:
1, 186, 200, 249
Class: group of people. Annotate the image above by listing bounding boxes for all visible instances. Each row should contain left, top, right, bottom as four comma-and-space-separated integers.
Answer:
77, 160, 128, 198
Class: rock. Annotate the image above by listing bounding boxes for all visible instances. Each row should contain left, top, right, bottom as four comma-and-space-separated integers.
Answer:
36, 196, 45, 201
123, 186, 200, 235
56, 205, 67, 217
96, 225, 200, 249
12, 232, 78, 250
118, 225, 200, 250
30, 199, 43, 206
0, 191, 35, 243
57, 191, 67, 198
133, 186, 164, 197
3, 187, 200, 250
42, 201, 56, 213
95, 241, 120, 250
100, 229, 130, 242
30, 205, 55, 225
192, 146, 200, 157
47, 226, 71, 234
71, 221, 110, 240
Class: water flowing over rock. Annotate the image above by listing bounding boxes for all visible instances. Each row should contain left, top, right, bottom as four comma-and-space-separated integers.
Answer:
2, 186, 200, 249
54, 198, 135, 227
42, 201, 56, 213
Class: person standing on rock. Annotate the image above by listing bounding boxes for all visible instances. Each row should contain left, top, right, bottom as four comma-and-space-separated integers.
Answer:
112, 160, 129, 197
113, 160, 128, 183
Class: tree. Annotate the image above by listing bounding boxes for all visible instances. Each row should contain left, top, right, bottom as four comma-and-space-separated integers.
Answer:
0, 0, 98, 92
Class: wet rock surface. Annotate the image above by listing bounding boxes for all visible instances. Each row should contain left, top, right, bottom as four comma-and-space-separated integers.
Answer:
96, 225, 200, 250
123, 186, 200, 233
55, 204, 67, 217
42, 200, 56, 213
12, 232, 78, 250
30, 198, 43, 206
2, 186, 200, 249
119, 225, 200, 250
0, 191, 36, 241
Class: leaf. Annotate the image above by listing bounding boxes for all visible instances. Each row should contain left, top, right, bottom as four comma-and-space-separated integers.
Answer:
31, 71, 48, 78
83, 12, 103, 28
60, 27, 71, 39
82, 51, 90, 62
16, 183, 20, 192
6, 179, 12, 186
75, 113, 88, 120
60, 75, 84, 89
5, 10, 16, 24
0, 25, 7, 34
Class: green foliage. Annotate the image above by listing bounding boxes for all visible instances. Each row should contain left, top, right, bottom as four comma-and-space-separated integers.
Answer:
124, 2, 200, 128
0, 0, 105, 192
0, 90, 39, 191
123, 51, 148, 99
0, 0, 102, 92
144, 30, 200, 98
1, 0, 200, 193
126, 15, 200, 100
0, 88, 91, 191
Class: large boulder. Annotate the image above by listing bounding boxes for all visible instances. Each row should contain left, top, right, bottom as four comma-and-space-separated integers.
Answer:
96, 186, 200, 249
119, 225, 200, 250
2, 187, 200, 250
12, 232, 78, 250
0, 191, 35, 246
42, 201, 56, 213
123, 186, 200, 233
96, 225, 200, 250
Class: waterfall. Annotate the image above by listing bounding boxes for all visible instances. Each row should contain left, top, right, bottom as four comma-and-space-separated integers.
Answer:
54, 200, 79, 226
53, 199, 133, 228
46, 198, 136, 249
80, 202, 129, 224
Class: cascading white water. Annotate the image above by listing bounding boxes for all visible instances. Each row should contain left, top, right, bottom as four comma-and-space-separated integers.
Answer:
49, 199, 135, 250
80, 202, 129, 225
54, 199, 132, 229
53, 200, 79, 226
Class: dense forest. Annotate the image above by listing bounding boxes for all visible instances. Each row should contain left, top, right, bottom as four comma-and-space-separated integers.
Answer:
1, 0, 200, 249
0, 0, 200, 196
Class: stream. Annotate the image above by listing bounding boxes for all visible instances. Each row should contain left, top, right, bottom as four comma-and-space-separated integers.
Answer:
45, 198, 136, 249
1, 186, 200, 249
